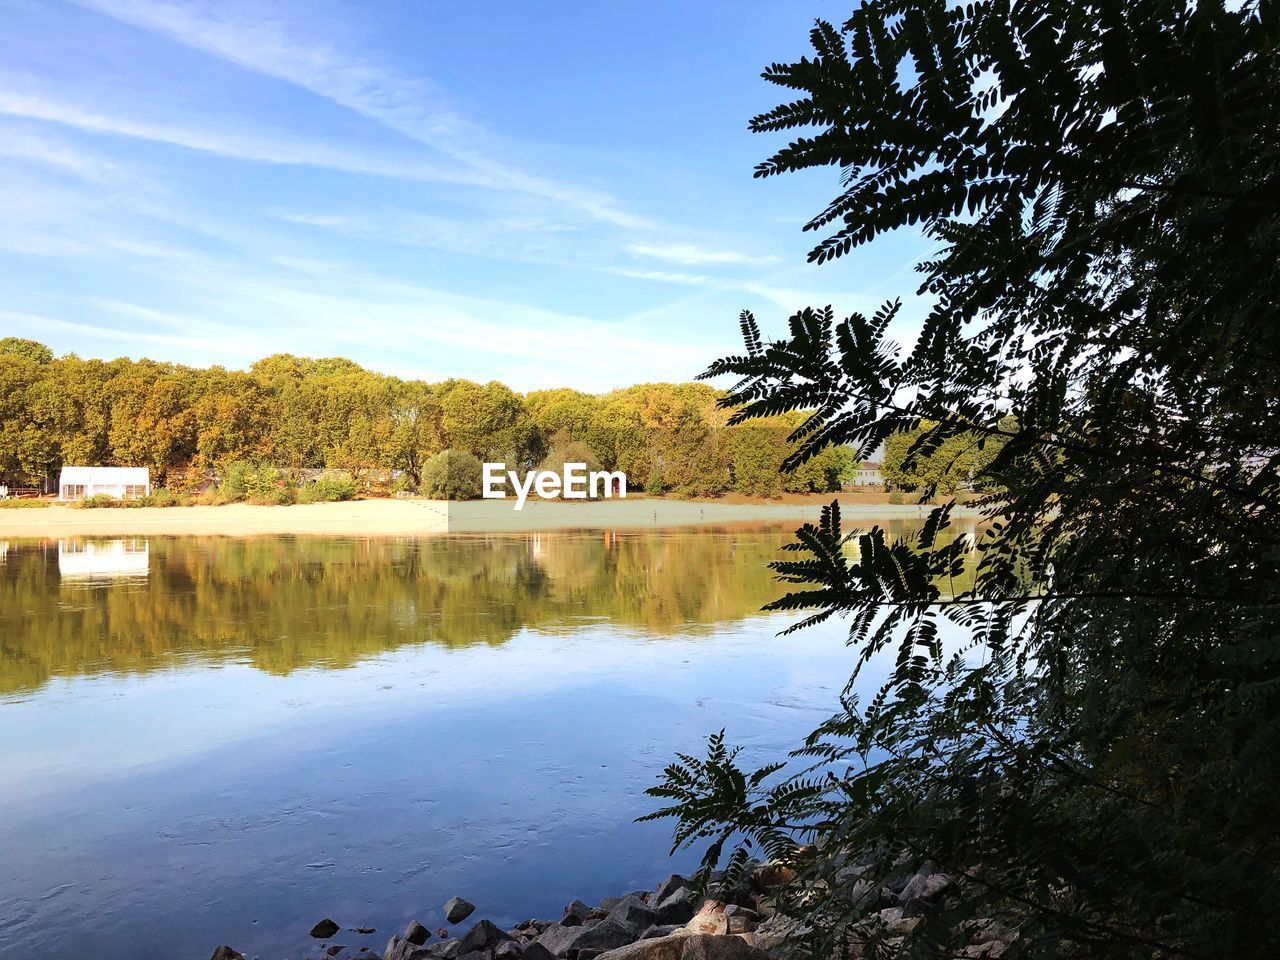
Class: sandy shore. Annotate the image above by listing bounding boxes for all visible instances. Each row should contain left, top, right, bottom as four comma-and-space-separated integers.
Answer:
0, 496, 973, 539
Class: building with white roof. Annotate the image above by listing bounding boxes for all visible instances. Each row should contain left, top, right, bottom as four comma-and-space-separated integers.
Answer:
58, 467, 150, 501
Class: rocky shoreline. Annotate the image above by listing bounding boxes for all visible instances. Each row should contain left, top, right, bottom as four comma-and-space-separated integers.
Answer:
207, 859, 1010, 960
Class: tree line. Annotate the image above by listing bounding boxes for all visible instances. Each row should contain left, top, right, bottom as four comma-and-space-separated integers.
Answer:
0, 337, 862, 497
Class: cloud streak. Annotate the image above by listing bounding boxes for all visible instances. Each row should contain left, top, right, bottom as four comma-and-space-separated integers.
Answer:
71, 0, 653, 229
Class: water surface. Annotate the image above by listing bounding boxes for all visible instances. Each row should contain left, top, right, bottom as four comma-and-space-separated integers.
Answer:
0, 522, 967, 959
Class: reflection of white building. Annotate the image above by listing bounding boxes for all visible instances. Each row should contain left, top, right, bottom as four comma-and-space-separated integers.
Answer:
58, 540, 150, 579
58, 466, 150, 501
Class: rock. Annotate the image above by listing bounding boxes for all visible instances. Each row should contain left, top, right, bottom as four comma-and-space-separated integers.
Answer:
353, 928, 378, 935
577, 952, 603, 960
870, 907, 920, 935
654, 876, 690, 905
386, 936, 436, 960
459, 920, 515, 954
496, 942, 524, 958
406, 921, 431, 946
445, 898, 478, 925
720, 906, 758, 935
638, 926, 681, 941
521, 942, 558, 960
314, 919, 343, 939
564, 899, 593, 925
210, 948, 244, 960
654, 888, 698, 926
900, 872, 952, 912
752, 915, 804, 954
437, 929, 451, 940
536, 918, 635, 958
431, 939, 464, 959
593, 934, 772, 960
683, 902, 728, 937
608, 900, 659, 936
749, 863, 794, 892
329, 947, 348, 957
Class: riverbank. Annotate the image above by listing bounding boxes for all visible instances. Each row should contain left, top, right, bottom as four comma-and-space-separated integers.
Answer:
209, 858, 1009, 960
0, 496, 979, 538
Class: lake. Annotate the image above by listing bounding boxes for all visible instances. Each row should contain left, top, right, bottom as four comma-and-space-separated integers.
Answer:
0, 521, 971, 959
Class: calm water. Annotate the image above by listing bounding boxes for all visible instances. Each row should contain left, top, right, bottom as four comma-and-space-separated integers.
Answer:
0, 522, 966, 959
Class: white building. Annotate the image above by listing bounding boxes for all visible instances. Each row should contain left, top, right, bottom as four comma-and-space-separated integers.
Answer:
849, 461, 883, 487
58, 466, 151, 501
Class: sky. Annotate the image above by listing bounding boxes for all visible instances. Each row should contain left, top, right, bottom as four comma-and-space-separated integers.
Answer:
0, 0, 932, 392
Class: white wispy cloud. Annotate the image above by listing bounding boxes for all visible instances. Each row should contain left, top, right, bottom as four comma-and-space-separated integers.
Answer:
71, 0, 654, 229
0, 122, 122, 182
0, 308, 261, 356
627, 242, 778, 267
0, 88, 482, 186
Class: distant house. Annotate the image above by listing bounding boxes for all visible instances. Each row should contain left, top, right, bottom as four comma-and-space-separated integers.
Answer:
846, 461, 883, 488
58, 467, 151, 501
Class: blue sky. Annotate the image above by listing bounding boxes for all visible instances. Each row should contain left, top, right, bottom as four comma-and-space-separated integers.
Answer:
0, 0, 931, 391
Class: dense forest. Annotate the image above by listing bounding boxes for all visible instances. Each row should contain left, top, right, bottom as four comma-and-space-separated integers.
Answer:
0, 336, 861, 497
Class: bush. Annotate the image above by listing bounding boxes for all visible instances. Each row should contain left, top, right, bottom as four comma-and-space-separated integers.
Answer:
296, 473, 357, 504
418, 449, 483, 500
216, 462, 296, 504
887, 491, 905, 505
645, 466, 667, 496
0, 498, 51, 509
141, 488, 182, 507
76, 494, 120, 509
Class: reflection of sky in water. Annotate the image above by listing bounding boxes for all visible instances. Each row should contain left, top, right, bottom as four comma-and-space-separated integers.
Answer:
0, 529, 967, 960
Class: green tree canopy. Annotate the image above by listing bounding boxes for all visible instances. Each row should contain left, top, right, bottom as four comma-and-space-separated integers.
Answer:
418, 449, 483, 500
650, 2, 1280, 958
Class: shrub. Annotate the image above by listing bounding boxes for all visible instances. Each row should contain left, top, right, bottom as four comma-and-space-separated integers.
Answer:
0, 498, 52, 509
296, 473, 357, 504
216, 462, 297, 504
645, 466, 667, 496
77, 494, 119, 509
418, 449, 483, 500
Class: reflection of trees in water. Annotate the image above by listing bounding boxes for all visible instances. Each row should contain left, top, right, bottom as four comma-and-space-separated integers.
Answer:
0, 520, 979, 696
0, 529, 785, 695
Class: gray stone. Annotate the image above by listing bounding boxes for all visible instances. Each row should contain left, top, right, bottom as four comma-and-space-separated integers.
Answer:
752, 915, 805, 954
654, 888, 697, 926
593, 934, 771, 960
608, 900, 659, 936
638, 926, 681, 941
536, 918, 636, 959
654, 876, 690, 905
386, 936, 436, 960
901, 872, 951, 905
521, 942, 558, 960
496, 942, 524, 958
445, 898, 478, 925
459, 920, 514, 954
328, 947, 348, 957
406, 921, 431, 946
210, 948, 244, 960
314, 919, 343, 939
565, 900, 593, 922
